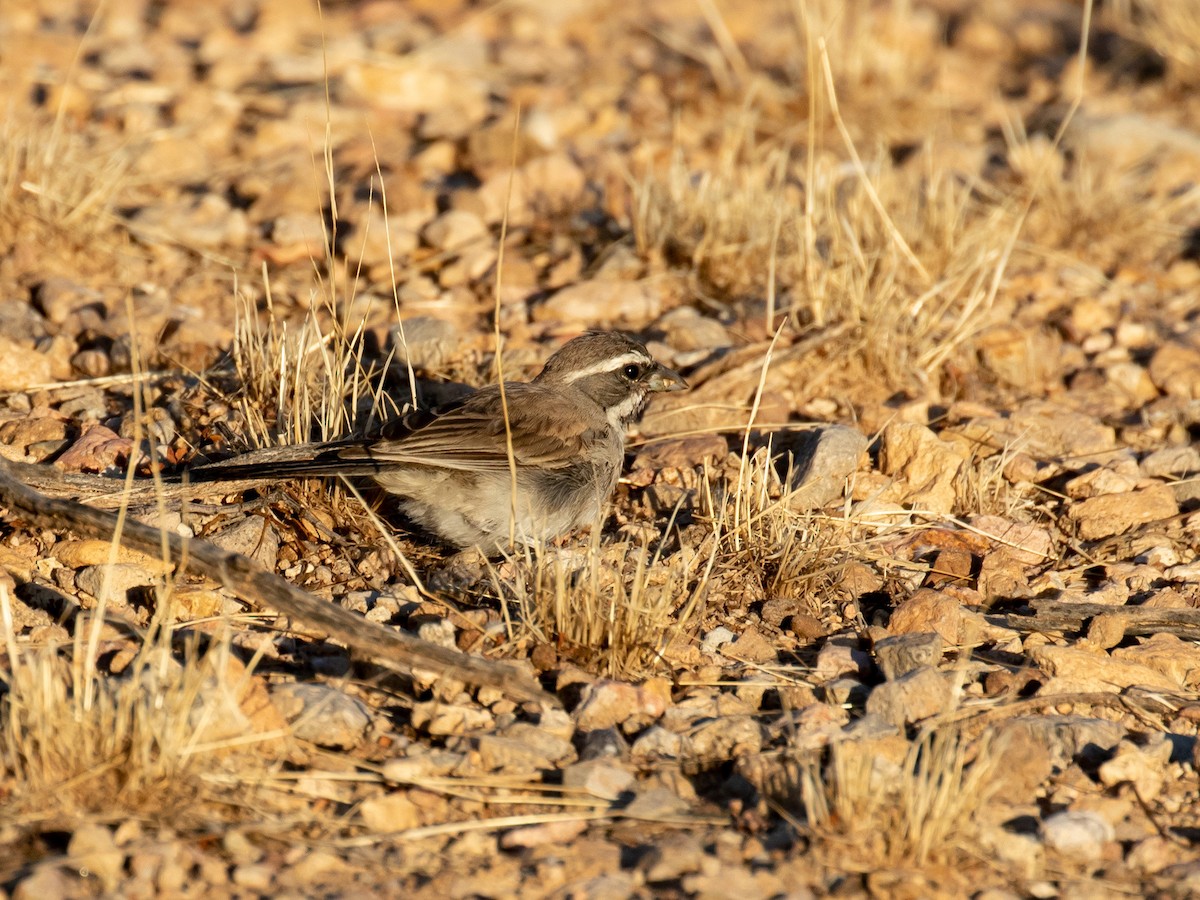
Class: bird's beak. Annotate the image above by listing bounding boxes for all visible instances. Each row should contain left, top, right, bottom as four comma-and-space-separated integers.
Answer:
647, 364, 688, 392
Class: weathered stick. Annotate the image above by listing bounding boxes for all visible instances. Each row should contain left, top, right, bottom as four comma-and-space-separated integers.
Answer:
0, 459, 554, 705
1001, 599, 1200, 639
0, 457, 265, 509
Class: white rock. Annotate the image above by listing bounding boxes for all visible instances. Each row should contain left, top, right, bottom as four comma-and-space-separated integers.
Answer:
701, 626, 736, 653
1041, 810, 1113, 862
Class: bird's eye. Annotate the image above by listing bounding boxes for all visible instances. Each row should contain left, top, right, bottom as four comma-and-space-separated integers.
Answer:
622, 363, 642, 380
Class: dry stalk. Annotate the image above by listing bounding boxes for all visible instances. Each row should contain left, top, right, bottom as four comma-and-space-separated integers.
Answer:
0, 586, 278, 824
793, 725, 1003, 866
502, 519, 717, 680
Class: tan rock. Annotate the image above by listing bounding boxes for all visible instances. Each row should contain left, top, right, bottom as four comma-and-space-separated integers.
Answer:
989, 722, 1054, 794
864, 666, 952, 726
1149, 337, 1200, 399
1065, 111, 1200, 176
0, 413, 69, 457
209, 517, 280, 570
278, 850, 352, 888
51, 539, 175, 574
978, 826, 1044, 881
272, 683, 371, 750
1098, 736, 1172, 800
1068, 484, 1178, 540
75, 563, 159, 602
535, 279, 663, 329
1112, 633, 1200, 688
874, 632, 943, 680
269, 212, 326, 259
500, 818, 589, 849
0, 335, 52, 391
954, 401, 1116, 459
977, 548, 1032, 604
656, 306, 733, 353
562, 759, 636, 801
631, 433, 729, 473
879, 422, 970, 514
976, 324, 1061, 391
727, 624, 778, 663
1086, 613, 1127, 650
343, 59, 488, 123
630, 726, 683, 764
382, 751, 466, 784
785, 425, 869, 511
968, 516, 1054, 565
814, 641, 872, 682
67, 824, 124, 893
686, 715, 763, 763
1126, 836, 1186, 875
1143, 588, 1191, 608
1064, 464, 1140, 499
888, 589, 962, 644
208, 655, 290, 748
352, 206, 421, 270
55, 425, 134, 473
640, 832, 707, 882
476, 152, 588, 224
410, 701, 494, 735
129, 192, 248, 248
422, 209, 489, 252
1141, 445, 1200, 478
573, 678, 671, 731
35, 276, 104, 324
359, 792, 421, 833
1031, 644, 1180, 693
1105, 361, 1158, 405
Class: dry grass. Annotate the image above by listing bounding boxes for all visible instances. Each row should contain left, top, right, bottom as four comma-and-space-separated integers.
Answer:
791, 0, 945, 117
0, 117, 133, 241
0, 586, 281, 827
705, 440, 851, 619
229, 279, 404, 450
634, 117, 1011, 390
229, 133, 413, 454
1109, 0, 1200, 83
792, 725, 1003, 867
5, 0, 1198, 891
502, 524, 717, 679
1000, 123, 1200, 271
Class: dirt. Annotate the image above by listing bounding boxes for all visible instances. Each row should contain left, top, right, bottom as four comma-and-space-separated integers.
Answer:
2, 0, 1200, 897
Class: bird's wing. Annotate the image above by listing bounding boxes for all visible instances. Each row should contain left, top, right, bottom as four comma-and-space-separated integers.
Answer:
342, 383, 602, 473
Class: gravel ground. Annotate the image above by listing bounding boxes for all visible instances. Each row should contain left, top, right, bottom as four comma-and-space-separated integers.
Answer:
2, 1, 1200, 897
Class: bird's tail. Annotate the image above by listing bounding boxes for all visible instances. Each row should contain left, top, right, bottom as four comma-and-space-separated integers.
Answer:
186, 440, 384, 482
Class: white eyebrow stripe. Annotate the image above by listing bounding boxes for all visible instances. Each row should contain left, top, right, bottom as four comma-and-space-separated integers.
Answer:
562, 351, 651, 383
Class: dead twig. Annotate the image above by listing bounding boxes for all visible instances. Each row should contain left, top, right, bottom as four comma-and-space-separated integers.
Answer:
0, 458, 554, 706
998, 600, 1200, 640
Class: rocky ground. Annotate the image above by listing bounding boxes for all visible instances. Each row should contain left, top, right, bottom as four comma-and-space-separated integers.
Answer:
2, 0, 1200, 896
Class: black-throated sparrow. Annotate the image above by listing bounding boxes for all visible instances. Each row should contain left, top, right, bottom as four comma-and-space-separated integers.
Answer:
191, 332, 686, 552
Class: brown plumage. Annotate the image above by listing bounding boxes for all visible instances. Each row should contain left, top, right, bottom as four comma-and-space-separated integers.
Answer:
191, 332, 686, 551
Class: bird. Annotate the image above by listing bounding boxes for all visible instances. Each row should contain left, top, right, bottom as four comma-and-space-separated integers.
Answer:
189, 332, 687, 552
